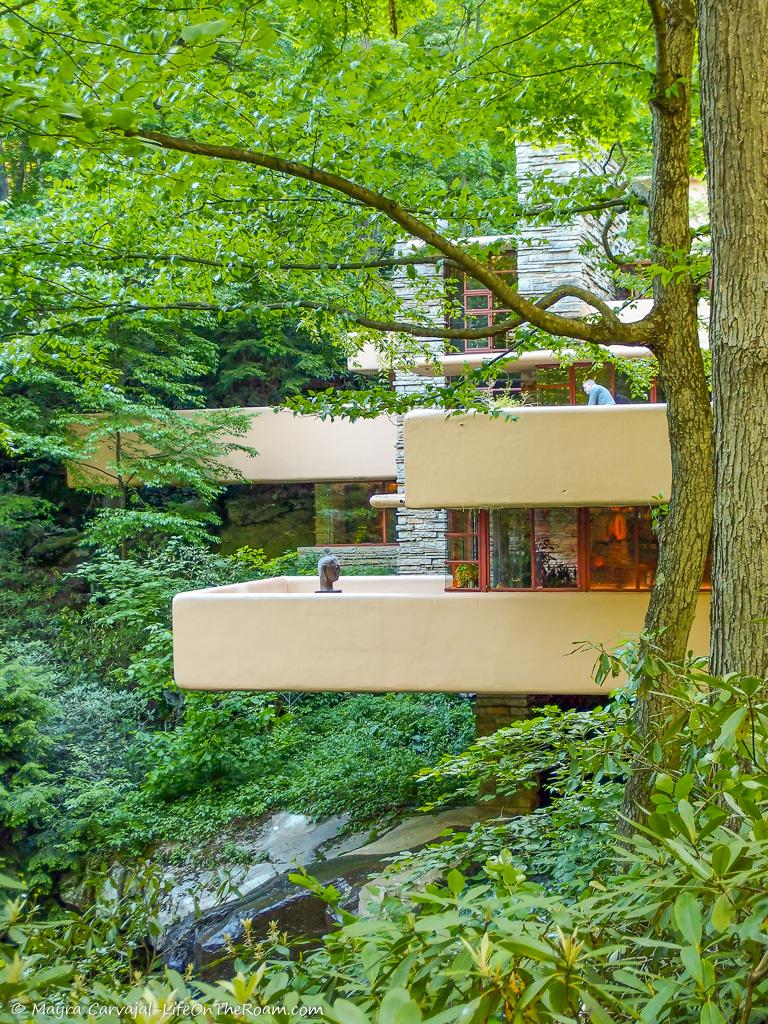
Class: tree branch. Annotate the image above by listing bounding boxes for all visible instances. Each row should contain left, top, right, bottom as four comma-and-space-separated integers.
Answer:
648, 0, 673, 98
740, 950, 768, 1024
388, 0, 398, 37
125, 128, 652, 346
9, 285, 650, 345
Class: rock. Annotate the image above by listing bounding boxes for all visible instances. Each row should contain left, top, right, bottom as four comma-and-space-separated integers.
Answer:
159, 805, 504, 978
156, 812, 350, 937
256, 812, 349, 865
345, 806, 501, 858
29, 530, 82, 561
164, 854, 383, 978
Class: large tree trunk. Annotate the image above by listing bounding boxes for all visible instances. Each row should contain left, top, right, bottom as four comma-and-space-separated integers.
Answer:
622, 0, 714, 820
699, 0, 768, 678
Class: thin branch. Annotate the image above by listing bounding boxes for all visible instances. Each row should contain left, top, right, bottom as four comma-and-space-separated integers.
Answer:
601, 211, 625, 266
126, 128, 651, 346
8, 242, 443, 273
741, 950, 768, 1024
0, 0, 40, 18
388, 0, 398, 37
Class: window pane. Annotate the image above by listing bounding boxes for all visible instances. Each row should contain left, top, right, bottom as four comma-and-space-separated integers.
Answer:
588, 507, 637, 590
315, 482, 382, 544
534, 508, 579, 588
490, 509, 532, 588
446, 509, 480, 589
518, 367, 537, 403
574, 365, 612, 405
636, 509, 657, 589
614, 367, 650, 404
448, 535, 477, 561
466, 293, 490, 310
534, 366, 571, 406
448, 509, 477, 534
449, 562, 480, 588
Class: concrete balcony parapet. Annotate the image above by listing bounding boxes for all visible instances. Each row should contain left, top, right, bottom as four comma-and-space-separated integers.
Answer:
172, 575, 710, 694
403, 404, 673, 509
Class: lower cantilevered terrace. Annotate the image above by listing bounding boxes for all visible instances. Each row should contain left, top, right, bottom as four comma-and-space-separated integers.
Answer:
172, 403, 710, 695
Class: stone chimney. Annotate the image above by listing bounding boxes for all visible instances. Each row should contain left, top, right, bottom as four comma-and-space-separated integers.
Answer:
515, 142, 625, 316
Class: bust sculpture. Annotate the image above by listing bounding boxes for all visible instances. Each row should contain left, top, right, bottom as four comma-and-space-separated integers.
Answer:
317, 548, 341, 593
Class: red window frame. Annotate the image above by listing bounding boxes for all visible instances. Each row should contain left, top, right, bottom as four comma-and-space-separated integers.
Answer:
446, 506, 709, 592
483, 363, 661, 405
483, 508, 585, 592
446, 509, 488, 590
445, 252, 518, 354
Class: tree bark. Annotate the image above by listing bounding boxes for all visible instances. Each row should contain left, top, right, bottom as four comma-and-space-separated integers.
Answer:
699, 0, 768, 678
621, 0, 714, 821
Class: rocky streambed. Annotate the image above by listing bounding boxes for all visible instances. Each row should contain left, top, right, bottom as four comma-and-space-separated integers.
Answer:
159, 806, 500, 977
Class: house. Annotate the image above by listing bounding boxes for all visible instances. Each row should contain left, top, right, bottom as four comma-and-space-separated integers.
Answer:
82, 144, 713, 701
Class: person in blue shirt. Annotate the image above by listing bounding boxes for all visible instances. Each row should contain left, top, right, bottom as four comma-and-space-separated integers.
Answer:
582, 379, 615, 405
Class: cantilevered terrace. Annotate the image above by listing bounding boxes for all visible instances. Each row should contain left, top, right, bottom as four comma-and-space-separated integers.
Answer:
172, 404, 710, 694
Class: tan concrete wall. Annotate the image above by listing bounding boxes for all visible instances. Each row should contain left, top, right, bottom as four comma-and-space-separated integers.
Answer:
404, 405, 672, 508
173, 575, 709, 693
67, 408, 397, 486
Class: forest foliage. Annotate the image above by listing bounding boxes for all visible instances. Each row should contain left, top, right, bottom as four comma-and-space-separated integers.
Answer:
3, 655, 768, 1022
1, 0, 766, 1020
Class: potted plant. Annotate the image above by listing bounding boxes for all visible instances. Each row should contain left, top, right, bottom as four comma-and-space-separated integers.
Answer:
452, 562, 479, 589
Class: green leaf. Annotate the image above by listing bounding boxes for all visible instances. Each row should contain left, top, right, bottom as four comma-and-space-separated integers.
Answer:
655, 772, 674, 794
331, 999, 373, 1024
379, 988, 423, 1024
678, 798, 698, 841
709, 893, 732, 932
498, 935, 557, 963
180, 19, 228, 44
445, 869, 465, 896
700, 1002, 726, 1024
673, 892, 702, 947
681, 945, 704, 986
713, 706, 748, 750
662, 838, 712, 879
109, 104, 135, 130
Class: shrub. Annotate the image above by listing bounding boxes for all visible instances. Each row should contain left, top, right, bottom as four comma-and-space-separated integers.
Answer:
0, 661, 58, 879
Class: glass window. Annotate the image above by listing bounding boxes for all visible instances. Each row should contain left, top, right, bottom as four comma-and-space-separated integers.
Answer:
534, 508, 580, 588
533, 365, 570, 405
613, 367, 651, 405
588, 507, 637, 590
447, 506, 710, 594
315, 482, 394, 545
444, 253, 517, 353
490, 509, 532, 588
446, 509, 480, 589
573, 364, 613, 406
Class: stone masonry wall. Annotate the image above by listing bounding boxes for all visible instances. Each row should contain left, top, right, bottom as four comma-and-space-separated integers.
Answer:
391, 250, 448, 575
474, 693, 538, 813
515, 143, 626, 310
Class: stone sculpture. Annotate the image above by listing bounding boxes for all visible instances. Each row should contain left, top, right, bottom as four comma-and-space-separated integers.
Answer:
317, 548, 341, 593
